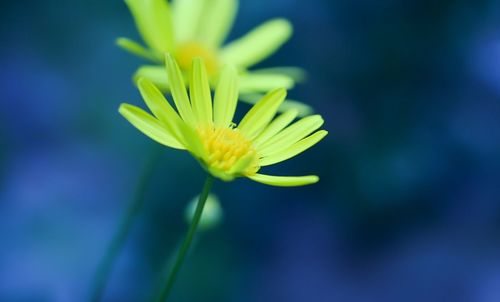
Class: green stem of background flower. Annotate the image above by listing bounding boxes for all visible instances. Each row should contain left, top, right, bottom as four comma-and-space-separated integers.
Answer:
90, 144, 162, 302
155, 175, 215, 302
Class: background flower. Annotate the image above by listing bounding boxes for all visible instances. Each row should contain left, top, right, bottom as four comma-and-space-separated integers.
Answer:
119, 0, 312, 115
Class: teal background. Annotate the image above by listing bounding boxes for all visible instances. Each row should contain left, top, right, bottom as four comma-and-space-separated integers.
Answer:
1, 0, 500, 301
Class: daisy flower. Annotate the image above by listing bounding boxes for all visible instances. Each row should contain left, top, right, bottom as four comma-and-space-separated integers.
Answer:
118, 0, 311, 114
119, 54, 326, 186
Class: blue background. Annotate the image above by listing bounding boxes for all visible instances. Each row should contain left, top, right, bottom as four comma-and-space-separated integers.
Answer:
1, 0, 500, 301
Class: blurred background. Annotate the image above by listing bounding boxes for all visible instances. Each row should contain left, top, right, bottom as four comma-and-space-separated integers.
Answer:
1, 0, 500, 301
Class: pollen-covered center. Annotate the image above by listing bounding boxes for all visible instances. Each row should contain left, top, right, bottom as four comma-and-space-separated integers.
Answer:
197, 126, 260, 176
176, 42, 219, 76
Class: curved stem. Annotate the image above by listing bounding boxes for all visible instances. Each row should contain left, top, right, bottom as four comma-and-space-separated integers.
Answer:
90, 144, 162, 302
155, 175, 215, 302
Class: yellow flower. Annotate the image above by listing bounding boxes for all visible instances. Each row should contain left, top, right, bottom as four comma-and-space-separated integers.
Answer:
117, 0, 311, 114
119, 54, 327, 186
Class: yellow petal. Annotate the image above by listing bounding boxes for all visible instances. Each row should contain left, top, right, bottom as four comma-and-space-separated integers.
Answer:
164, 53, 196, 126
238, 88, 286, 140
239, 93, 314, 117
275, 98, 314, 117
137, 78, 185, 142
250, 67, 307, 83
220, 19, 292, 68
119, 104, 184, 149
171, 0, 204, 43
248, 173, 319, 187
116, 37, 159, 62
179, 121, 206, 159
259, 130, 328, 166
258, 115, 324, 156
189, 58, 213, 126
133, 66, 169, 91
239, 73, 295, 93
213, 65, 239, 127
253, 109, 298, 147
125, 0, 174, 53
196, 0, 238, 47
228, 153, 255, 175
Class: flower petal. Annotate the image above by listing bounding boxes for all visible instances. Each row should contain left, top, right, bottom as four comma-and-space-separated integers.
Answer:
119, 103, 184, 149
239, 73, 294, 93
172, 0, 204, 43
220, 19, 292, 68
238, 88, 287, 140
164, 53, 196, 126
228, 153, 255, 175
248, 173, 319, 187
133, 66, 169, 91
275, 98, 314, 117
179, 122, 206, 159
259, 130, 328, 166
196, 0, 238, 47
258, 115, 324, 156
250, 66, 307, 82
137, 78, 185, 141
125, 0, 174, 53
116, 37, 159, 62
213, 65, 239, 127
190, 58, 213, 126
239, 93, 314, 117
253, 109, 298, 147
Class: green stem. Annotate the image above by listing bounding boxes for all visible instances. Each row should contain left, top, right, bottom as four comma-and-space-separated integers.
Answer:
90, 144, 162, 302
155, 175, 215, 302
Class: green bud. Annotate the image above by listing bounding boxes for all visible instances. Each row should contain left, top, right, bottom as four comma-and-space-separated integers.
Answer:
184, 193, 223, 231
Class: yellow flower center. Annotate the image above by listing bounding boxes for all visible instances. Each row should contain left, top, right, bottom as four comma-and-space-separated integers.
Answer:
197, 126, 260, 177
176, 42, 219, 76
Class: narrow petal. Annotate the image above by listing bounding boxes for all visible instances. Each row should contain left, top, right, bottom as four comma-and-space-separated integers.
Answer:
196, 0, 238, 48
119, 104, 184, 149
133, 66, 169, 91
259, 130, 328, 166
258, 115, 324, 156
125, 0, 175, 53
172, 0, 204, 43
228, 153, 254, 175
248, 173, 319, 187
250, 66, 307, 82
239, 73, 295, 93
253, 109, 298, 147
179, 122, 206, 159
220, 19, 292, 68
137, 78, 185, 143
189, 58, 213, 126
238, 88, 287, 140
213, 65, 239, 127
275, 98, 314, 117
116, 37, 159, 62
239, 93, 314, 117
164, 53, 196, 126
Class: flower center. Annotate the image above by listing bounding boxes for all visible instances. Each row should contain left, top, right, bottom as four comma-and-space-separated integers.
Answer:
197, 126, 260, 176
176, 42, 219, 76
